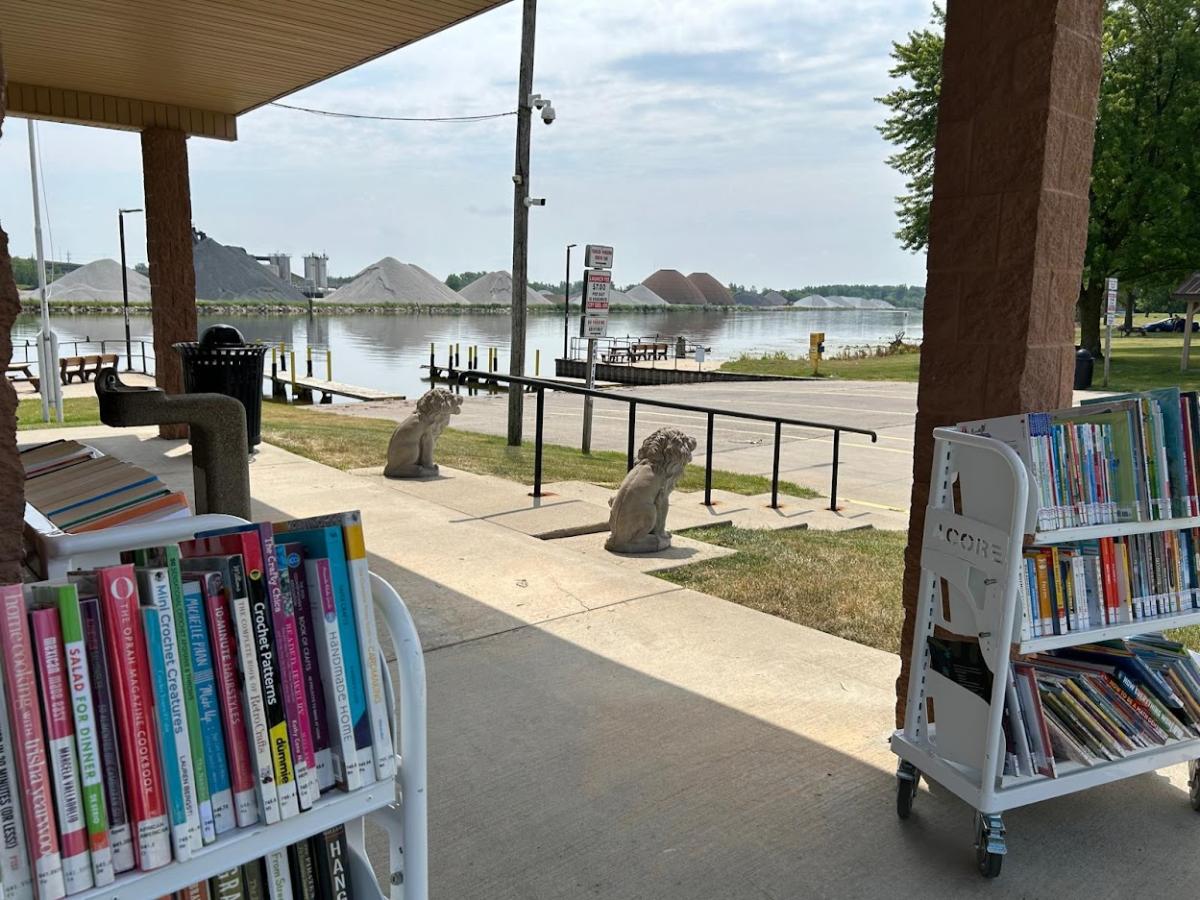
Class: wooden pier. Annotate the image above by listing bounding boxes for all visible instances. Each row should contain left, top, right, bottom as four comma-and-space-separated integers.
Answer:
265, 372, 403, 404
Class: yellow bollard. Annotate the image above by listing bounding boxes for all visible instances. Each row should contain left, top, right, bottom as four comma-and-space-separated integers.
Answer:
326, 350, 333, 382
271, 346, 277, 366
535, 349, 541, 376
289, 350, 297, 388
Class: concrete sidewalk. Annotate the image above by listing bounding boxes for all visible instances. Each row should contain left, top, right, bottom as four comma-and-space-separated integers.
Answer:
21, 425, 1199, 899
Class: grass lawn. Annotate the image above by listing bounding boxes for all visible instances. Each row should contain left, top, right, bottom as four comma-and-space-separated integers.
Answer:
722, 318, 1200, 392
658, 524, 908, 653
15, 396, 817, 499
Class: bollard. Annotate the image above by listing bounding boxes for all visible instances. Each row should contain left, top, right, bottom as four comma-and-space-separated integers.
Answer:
535, 349, 541, 377
306, 345, 313, 378
455, 343, 460, 368
280, 344, 287, 372
289, 351, 297, 388
326, 350, 333, 382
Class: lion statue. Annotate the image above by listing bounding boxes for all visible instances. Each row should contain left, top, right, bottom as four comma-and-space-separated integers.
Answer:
383, 389, 463, 478
605, 427, 697, 553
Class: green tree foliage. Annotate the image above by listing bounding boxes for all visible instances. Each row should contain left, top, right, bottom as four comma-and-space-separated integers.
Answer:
876, 4, 944, 252
9, 256, 81, 289
879, 1, 1200, 354
444, 271, 488, 291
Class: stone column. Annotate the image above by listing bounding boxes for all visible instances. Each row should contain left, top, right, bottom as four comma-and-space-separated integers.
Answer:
0, 47, 25, 584
141, 127, 197, 440
896, 0, 1104, 723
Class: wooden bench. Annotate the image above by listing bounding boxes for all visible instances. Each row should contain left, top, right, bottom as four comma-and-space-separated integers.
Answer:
602, 349, 632, 364
4, 363, 39, 391
91, 353, 119, 379
60, 356, 86, 384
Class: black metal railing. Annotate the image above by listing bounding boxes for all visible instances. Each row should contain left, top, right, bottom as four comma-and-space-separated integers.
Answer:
16, 337, 156, 375
455, 371, 877, 511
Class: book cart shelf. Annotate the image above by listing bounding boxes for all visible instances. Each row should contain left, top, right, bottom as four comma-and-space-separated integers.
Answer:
891, 428, 1200, 880
24, 510, 428, 900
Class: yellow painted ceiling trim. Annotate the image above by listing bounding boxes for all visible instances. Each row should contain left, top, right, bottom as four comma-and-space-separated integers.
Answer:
5, 82, 237, 141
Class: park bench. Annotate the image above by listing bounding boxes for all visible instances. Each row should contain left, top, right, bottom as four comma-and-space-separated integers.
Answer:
602, 348, 632, 364
60, 356, 86, 384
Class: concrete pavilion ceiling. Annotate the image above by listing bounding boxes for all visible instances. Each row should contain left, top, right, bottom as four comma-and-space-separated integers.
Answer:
1, 0, 510, 140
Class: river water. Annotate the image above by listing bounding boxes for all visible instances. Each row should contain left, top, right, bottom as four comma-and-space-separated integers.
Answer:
13, 308, 922, 399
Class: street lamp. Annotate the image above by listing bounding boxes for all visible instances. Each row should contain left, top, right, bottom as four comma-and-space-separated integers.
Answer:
118, 207, 143, 371
563, 243, 577, 359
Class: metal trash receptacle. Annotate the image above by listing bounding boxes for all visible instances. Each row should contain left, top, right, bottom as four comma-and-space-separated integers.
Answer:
1073, 346, 1094, 390
174, 324, 268, 447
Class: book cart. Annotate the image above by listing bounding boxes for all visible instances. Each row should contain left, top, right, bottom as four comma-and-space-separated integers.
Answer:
25, 509, 429, 900
891, 428, 1200, 879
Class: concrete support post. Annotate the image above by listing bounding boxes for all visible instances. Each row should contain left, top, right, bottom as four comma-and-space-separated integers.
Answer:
141, 127, 198, 440
0, 48, 26, 584
896, 0, 1104, 723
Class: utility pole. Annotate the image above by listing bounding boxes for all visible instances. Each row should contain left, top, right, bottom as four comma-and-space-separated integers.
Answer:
563, 243, 576, 359
508, 0, 537, 446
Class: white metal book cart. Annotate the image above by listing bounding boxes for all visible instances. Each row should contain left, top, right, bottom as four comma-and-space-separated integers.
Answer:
891, 428, 1200, 879
26, 511, 428, 900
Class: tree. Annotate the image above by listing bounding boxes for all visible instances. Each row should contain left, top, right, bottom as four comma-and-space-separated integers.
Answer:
879, 0, 1200, 354
444, 271, 487, 291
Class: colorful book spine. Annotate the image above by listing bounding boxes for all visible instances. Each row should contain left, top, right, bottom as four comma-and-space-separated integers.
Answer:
139, 605, 194, 863
313, 824, 354, 900
30, 606, 93, 894
78, 596, 135, 873
185, 530, 299, 819
267, 541, 320, 810
304, 557, 365, 792
137, 568, 202, 859
180, 881, 211, 900
264, 848, 293, 900
180, 578, 235, 835
37, 583, 115, 887
210, 867, 245, 900
0, 628, 35, 900
96, 566, 171, 871
0, 584, 65, 900
282, 543, 333, 792
186, 566, 259, 828
276, 525, 373, 782
124, 546, 215, 844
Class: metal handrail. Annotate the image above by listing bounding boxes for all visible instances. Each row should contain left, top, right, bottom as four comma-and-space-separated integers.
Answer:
455, 371, 877, 511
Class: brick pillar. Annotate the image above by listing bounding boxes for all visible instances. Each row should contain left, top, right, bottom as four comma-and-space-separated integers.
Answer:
0, 48, 26, 584
141, 127, 197, 440
896, 0, 1103, 724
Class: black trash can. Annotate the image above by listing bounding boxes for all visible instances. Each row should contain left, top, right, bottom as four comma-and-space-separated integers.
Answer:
174, 325, 269, 447
1073, 347, 1094, 390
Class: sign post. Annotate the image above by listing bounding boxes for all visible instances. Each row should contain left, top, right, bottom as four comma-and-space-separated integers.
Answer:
1103, 277, 1117, 388
580, 246, 613, 454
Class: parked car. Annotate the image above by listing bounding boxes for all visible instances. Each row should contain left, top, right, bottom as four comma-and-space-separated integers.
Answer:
1141, 315, 1199, 333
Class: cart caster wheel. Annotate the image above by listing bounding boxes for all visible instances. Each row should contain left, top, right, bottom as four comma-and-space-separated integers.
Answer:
974, 813, 1006, 879
1189, 760, 1200, 811
896, 762, 920, 820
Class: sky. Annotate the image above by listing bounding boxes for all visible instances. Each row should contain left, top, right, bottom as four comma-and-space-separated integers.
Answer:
0, 0, 933, 291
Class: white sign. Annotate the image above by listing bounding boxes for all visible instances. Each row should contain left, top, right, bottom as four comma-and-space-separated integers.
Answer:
1106, 277, 1118, 292
585, 244, 613, 269
583, 269, 611, 311
583, 316, 608, 338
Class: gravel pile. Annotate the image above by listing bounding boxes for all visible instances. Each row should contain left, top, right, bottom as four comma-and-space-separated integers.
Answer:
792, 294, 897, 310
622, 284, 669, 307
193, 234, 307, 302
21, 258, 151, 302
686, 272, 734, 305
323, 257, 467, 305
642, 269, 707, 305
458, 271, 551, 306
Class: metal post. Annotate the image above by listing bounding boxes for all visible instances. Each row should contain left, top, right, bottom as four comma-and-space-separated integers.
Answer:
582, 338, 596, 454
326, 350, 332, 382
627, 403, 637, 470
290, 351, 297, 388
770, 421, 782, 509
532, 387, 545, 497
306, 345, 313, 378
563, 243, 575, 359
704, 413, 714, 506
455, 343, 460, 369
141, 341, 147, 373
830, 429, 841, 512
119, 210, 131, 370
507, 0, 538, 446
535, 348, 540, 377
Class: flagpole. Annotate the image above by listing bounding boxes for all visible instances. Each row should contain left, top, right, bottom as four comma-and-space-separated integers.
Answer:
28, 120, 62, 423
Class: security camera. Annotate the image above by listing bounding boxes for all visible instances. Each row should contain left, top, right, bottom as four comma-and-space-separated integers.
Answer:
525, 197, 547, 207
540, 102, 556, 125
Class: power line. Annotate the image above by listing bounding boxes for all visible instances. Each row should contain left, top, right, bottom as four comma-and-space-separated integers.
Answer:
269, 101, 516, 123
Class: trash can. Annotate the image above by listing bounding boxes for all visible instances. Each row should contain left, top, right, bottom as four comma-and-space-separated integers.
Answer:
174, 325, 269, 447
1073, 347, 1094, 390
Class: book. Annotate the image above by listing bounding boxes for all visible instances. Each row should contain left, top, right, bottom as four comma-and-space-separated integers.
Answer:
312, 825, 354, 900
139, 603, 195, 863
35, 583, 115, 887
123, 546, 215, 844
184, 529, 300, 819
241, 859, 267, 900
77, 595, 135, 873
180, 564, 258, 829
282, 543, 333, 792
0, 584, 66, 900
274, 525, 372, 787
264, 848, 293, 900
71, 492, 190, 534
29, 605, 93, 894
180, 577, 236, 835
0, 631, 35, 900
288, 839, 318, 900
95, 566, 171, 871
209, 867, 245, 900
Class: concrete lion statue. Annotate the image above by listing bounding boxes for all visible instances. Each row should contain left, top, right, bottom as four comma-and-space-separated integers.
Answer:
605, 427, 697, 553
383, 388, 463, 478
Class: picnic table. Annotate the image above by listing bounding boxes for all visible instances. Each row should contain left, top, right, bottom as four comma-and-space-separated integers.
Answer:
5, 363, 39, 391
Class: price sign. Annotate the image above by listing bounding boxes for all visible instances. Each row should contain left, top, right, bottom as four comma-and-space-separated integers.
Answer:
584, 245, 613, 269
583, 269, 611, 313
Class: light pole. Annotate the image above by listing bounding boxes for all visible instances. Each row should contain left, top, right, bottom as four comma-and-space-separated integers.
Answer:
562, 243, 576, 359
118, 207, 143, 371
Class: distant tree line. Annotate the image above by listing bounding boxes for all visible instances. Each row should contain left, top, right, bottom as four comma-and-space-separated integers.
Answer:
10, 256, 81, 289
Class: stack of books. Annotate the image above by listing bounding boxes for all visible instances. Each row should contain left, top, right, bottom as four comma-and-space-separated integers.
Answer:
0, 511, 392, 899
165, 826, 355, 899
960, 388, 1200, 532
21, 439, 190, 533
932, 634, 1200, 779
